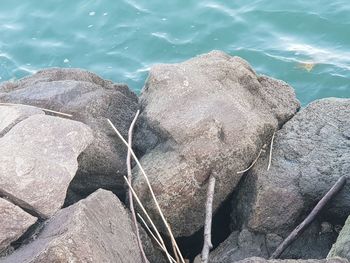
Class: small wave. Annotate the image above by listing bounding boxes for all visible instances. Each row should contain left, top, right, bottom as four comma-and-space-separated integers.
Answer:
125, 0, 150, 13
151, 32, 193, 45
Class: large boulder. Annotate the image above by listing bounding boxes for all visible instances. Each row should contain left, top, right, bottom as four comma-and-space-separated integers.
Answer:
328, 215, 350, 260
0, 198, 37, 254
234, 98, 350, 235
234, 257, 349, 263
0, 114, 93, 218
1, 189, 163, 263
0, 68, 138, 199
133, 50, 300, 237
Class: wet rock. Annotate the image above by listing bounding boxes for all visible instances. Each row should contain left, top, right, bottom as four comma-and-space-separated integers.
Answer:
0, 198, 37, 254
234, 98, 350, 235
0, 68, 138, 199
328, 215, 350, 260
1, 189, 159, 263
133, 50, 300, 237
235, 257, 349, 263
0, 114, 93, 218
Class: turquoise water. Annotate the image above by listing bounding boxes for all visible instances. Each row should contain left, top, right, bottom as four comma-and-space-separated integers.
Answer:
0, 0, 349, 105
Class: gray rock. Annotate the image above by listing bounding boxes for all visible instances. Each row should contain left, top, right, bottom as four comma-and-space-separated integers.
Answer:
328, 215, 350, 260
1, 189, 156, 263
234, 98, 350, 235
0, 198, 37, 254
0, 105, 43, 137
0, 68, 138, 199
209, 222, 336, 262
133, 50, 300, 237
235, 257, 349, 263
0, 114, 93, 218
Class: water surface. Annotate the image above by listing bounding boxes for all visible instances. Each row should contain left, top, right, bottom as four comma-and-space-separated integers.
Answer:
0, 0, 349, 105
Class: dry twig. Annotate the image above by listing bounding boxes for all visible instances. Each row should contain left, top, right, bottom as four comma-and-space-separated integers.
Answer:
0, 102, 73, 117
267, 131, 276, 171
138, 213, 177, 263
201, 175, 216, 263
124, 177, 174, 263
108, 119, 185, 263
237, 145, 266, 174
270, 176, 347, 259
126, 110, 148, 263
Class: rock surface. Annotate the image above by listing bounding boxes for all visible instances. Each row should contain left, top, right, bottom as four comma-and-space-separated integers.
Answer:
133, 50, 300, 237
235, 257, 349, 263
1, 189, 160, 263
208, 222, 337, 262
0, 105, 44, 137
328, 215, 350, 260
234, 98, 350, 235
0, 114, 93, 218
0, 198, 37, 254
0, 68, 138, 199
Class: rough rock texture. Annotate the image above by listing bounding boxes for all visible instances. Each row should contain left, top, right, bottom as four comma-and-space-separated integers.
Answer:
208, 222, 337, 262
235, 257, 349, 263
0, 198, 37, 254
1, 189, 161, 263
133, 50, 300, 237
0, 68, 138, 199
0, 114, 93, 218
234, 98, 350, 235
328, 216, 350, 260
0, 105, 44, 137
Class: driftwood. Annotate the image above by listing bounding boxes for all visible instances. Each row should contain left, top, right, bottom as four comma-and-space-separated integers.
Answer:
201, 175, 216, 263
270, 175, 346, 259
125, 110, 149, 263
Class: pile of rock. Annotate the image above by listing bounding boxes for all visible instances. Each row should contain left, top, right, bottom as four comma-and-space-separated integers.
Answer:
0, 51, 349, 263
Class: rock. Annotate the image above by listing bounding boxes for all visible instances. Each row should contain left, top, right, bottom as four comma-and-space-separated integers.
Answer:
0, 114, 93, 218
1, 189, 160, 263
328, 215, 350, 260
0, 105, 44, 137
235, 257, 349, 263
208, 222, 336, 262
234, 98, 350, 235
133, 50, 300, 237
0, 68, 138, 199
0, 198, 37, 254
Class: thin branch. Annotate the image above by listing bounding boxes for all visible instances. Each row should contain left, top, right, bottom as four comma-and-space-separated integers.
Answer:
138, 213, 177, 263
126, 110, 148, 263
0, 102, 73, 117
108, 119, 185, 263
267, 131, 276, 171
237, 145, 266, 174
124, 176, 174, 263
201, 175, 216, 263
270, 176, 347, 259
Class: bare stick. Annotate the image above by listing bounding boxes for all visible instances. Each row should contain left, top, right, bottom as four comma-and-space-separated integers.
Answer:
201, 175, 216, 263
124, 176, 174, 263
138, 213, 177, 263
267, 131, 276, 171
270, 176, 347, 259
125, 111, 148, 263
108, 119, 185, 263
237, 145, 266, 174
0, 102, 73, 117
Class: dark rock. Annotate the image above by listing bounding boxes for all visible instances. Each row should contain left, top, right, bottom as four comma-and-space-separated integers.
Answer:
234, 98, 350, 235
0, 68, 138, 199
235, 257, 349, 263
133, 50, 300, 237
